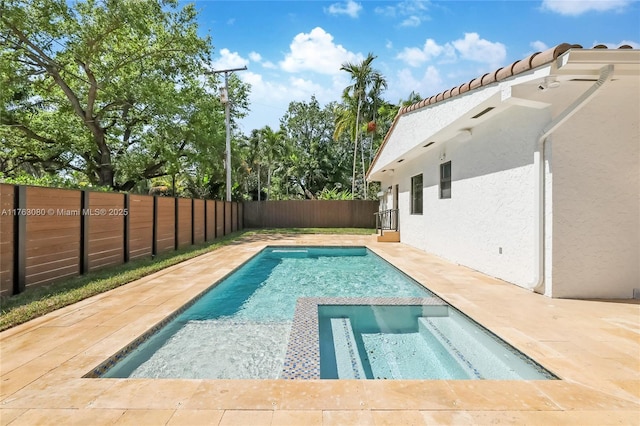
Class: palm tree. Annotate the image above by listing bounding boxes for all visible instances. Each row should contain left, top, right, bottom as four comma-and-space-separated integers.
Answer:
362, 73, 387, 196
338, 53, 386, 199
259, 126, 285, 200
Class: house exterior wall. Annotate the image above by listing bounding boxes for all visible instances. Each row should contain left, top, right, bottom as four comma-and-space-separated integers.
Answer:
550, 79, 640, 298
382, 106, 550, 289
370, 87, 500, 176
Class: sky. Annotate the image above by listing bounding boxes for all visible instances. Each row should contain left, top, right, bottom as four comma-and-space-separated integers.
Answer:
188, 0, 640, 133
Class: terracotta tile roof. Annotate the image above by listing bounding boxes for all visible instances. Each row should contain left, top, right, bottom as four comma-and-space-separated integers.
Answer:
398, 43, 634, 115
367, 43, 636, 181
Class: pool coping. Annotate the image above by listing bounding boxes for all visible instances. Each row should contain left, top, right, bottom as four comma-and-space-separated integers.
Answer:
1, 234, 638, 425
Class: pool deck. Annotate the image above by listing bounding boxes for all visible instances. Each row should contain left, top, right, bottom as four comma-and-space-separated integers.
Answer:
1, 233, 638, 425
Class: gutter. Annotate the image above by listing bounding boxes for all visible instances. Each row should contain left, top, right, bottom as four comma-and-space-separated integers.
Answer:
530, 64, 614, 294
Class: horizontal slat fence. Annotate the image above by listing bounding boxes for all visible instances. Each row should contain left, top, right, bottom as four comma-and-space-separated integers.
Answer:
243, 200, 378, 229
0, 185, 15, 297
0, 184, 242, 297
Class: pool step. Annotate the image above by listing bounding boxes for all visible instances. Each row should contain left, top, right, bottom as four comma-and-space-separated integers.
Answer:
330, 318, 366, 379
418, 317, 483, 379
419, 314, 534, 379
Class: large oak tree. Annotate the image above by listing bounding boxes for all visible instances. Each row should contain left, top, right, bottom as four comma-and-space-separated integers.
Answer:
1, 0, 246, 191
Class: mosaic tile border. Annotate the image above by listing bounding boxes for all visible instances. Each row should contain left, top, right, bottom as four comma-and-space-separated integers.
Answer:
281, 297, 447, 380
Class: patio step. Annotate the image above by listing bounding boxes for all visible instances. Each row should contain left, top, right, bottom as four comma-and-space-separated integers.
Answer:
377, 231, 400, 242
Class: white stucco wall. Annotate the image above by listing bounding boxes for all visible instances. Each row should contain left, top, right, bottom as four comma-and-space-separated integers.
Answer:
370, 87, 500, 176
382, 106, 550, 289
550, 78, 640, 298
373, 54, 639, 299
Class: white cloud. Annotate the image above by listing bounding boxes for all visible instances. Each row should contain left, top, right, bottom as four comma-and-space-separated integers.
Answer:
396, 0, 429, 16
389, 66, 444, 101
396, 38, 455, 67
400, 16, 422, 27
289, 77, 326, 95
530, 40, 549, 51
210, 48, 249, 71
385, 40, 393, 49
374, 5, 396, 17
397, 47, 427, 67
452, 33, 506, 67
262, 61, 277, 69
376, 0, 430, 26
326, 0, 362, 18
541, 0, 631, 15
249, 52, 262, 62
279, 27, 362, 75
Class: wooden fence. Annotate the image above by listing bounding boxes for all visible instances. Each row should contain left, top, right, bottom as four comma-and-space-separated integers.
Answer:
0, 184, 242, 297
0, 185, 379, 298
243, 200, 378, 229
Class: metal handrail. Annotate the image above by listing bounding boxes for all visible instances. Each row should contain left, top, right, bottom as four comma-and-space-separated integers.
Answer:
374, 209, 399, 233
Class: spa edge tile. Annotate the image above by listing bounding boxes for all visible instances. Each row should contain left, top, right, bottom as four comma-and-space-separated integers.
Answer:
1, 408, 125, 426
183, 380, 282, 410
459, 409, 640, 426
270, 409, 323, 426
0, 408, 27, 426
0, 378, 115, 409
370, 409, 428, 426
531, 381, 640, 411
218, 409, 273, 426
444, 381, 561, 411
362, 381, 457, 410
322, 409, 375, 426
166, 409, 225, 426
277, 380, 367, 410
113, 409, 175, 425
88, 379, 202, 410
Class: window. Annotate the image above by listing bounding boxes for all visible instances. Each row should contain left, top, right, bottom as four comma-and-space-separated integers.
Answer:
411, 174, 423, 214
440, 161, 451, 199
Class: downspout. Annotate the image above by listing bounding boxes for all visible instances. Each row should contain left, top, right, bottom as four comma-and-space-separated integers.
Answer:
531, 64, 614, 294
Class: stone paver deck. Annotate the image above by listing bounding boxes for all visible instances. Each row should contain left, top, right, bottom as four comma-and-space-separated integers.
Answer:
1, 233, 638, 425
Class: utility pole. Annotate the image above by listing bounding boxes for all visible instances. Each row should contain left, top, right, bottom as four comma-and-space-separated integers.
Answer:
206, 66, 247, 201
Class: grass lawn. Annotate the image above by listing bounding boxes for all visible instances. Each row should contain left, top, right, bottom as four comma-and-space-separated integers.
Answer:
0, 228, 374, 332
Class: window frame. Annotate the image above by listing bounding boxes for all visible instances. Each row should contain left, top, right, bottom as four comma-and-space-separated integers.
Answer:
440, 161, 451, 199
410, 174, 423, 215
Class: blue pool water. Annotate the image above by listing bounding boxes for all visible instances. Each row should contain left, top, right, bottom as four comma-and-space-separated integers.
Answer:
319, 305, 554, 380
98, 246, 555, 380
101, 247, 432, 379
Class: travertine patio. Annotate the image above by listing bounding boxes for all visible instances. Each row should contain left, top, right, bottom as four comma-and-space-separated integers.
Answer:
1, 234, 638, 425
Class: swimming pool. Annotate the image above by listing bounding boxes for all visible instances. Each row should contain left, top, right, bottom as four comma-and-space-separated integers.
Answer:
90, 246, 555, 380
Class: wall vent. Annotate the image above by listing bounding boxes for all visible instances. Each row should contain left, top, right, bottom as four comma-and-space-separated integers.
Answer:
471, 107, 495, 119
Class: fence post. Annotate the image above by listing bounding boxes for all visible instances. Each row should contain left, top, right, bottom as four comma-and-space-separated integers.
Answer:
174, 197, 179, 251
123, 193, 130, 263
152, 196, 158, 257
13, 185, 26, 295
80, 190, 89, 274
204, 199, 208, 242
191, 198, 195, 245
